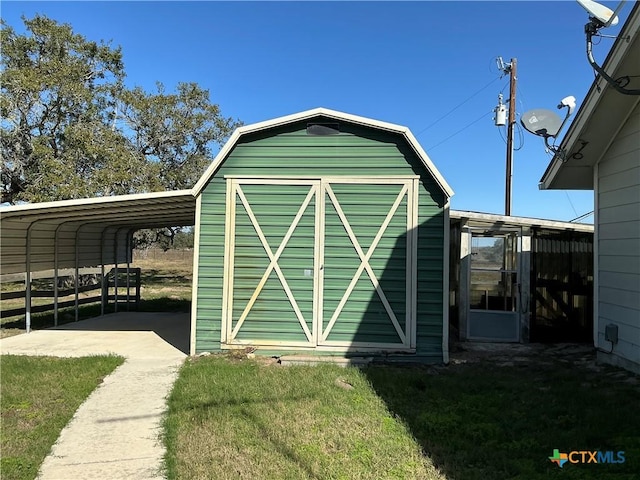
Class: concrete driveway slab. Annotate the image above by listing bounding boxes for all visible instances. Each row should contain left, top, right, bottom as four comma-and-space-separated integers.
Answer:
1, 312, 189, 480
0, 312, 190, 358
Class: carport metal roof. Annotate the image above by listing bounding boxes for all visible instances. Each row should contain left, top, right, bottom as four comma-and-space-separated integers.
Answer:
450, 210, 594, 232
1, 190, 196, 276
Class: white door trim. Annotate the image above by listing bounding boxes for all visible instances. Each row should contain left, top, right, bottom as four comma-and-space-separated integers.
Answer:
223, 179, 319, 345
222, 176, 418, 351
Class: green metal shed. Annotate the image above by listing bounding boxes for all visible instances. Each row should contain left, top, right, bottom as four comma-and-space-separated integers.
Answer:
190, 108, 454, 363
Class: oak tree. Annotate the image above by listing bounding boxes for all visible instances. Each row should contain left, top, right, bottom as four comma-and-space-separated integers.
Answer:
1, 14, 240, 204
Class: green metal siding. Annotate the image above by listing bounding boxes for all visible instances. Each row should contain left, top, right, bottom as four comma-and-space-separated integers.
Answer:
195, 186, 226, 351
322, 183, 408, 345
230, 183, 315, 344
416, 209, 444, 359
195, 118, 446, 360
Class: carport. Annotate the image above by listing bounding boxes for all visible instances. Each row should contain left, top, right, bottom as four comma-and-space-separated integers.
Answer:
0, 190, 196, 332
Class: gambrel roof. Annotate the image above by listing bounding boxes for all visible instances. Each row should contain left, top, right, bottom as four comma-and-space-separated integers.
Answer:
193, 107, 454, 197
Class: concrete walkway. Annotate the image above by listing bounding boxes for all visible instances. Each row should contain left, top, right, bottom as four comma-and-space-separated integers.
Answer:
0, 312, 189, 480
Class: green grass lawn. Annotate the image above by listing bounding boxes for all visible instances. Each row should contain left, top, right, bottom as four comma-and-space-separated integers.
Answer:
164, 354, 639, 480
0, 355, 124, 480
163, 354, 445, 480
364, 359, 639, 480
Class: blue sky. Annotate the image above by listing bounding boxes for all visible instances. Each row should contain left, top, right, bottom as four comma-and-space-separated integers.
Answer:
3, 1, 633, 222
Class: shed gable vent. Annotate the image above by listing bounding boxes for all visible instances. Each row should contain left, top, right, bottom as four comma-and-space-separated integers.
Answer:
306, 123, 340, 135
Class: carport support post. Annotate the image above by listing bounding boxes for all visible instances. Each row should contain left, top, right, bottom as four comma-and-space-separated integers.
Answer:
113, 229, 120, 313
25, 269, 32, 333
519, 227, 531, 343
54, 225, 61, 326
25, 223, 34, 334
458, 226, 471, 341
442, 202, 450, 363
100, 227, 107, 316
135, 268, 141, 307
126, 230, 132, 311
74, 228, 80, 322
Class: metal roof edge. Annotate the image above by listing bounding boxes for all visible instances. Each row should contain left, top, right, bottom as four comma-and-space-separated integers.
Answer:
192, 107, 454, 198
538, 154, 564, 190
0, 189, 195, 216
539, 2, 640, 190
450, 209, 594, 232
402, 128, 454, 198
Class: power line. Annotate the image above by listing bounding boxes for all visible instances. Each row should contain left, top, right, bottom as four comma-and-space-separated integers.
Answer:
570, 211, 594, 223
427, 110, 493, 151
564, 191, 579, 218
416, 76, 501, 136
514, 121, 525, 151
497, 121, 524, 150
516, 84, 527, 113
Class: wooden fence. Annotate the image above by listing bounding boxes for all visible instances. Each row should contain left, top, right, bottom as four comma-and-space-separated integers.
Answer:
0, 268, 141, 319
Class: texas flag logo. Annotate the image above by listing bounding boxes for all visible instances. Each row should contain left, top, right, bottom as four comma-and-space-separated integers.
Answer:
549, 449, 569, 468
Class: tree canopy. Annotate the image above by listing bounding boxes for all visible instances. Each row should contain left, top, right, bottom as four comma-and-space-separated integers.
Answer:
1, 14, 241, 204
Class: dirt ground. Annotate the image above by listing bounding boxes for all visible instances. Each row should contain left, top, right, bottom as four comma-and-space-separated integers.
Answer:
450, 341, 593, 364
448, 341, 639, 384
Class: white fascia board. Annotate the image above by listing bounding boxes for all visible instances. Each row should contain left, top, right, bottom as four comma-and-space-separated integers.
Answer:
539, 5, 640, 190
539, 80, 605, 190
192, 127, 244, 195
192, 107, 454, 198
403, 128, 454, 198
538, 158, 565, 191
0, 189, 195, 217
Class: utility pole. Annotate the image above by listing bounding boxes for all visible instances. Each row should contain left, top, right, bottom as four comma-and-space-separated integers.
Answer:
504, 58, 517, 216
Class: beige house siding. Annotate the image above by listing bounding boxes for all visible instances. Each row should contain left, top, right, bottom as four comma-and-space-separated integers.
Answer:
596, 102, 640, 372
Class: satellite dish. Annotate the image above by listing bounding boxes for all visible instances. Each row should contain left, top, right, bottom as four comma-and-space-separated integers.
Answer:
580, 1, 639, 95
521, 96, 577, 155
577, 0, 619, 26
520, 109, 563, 138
